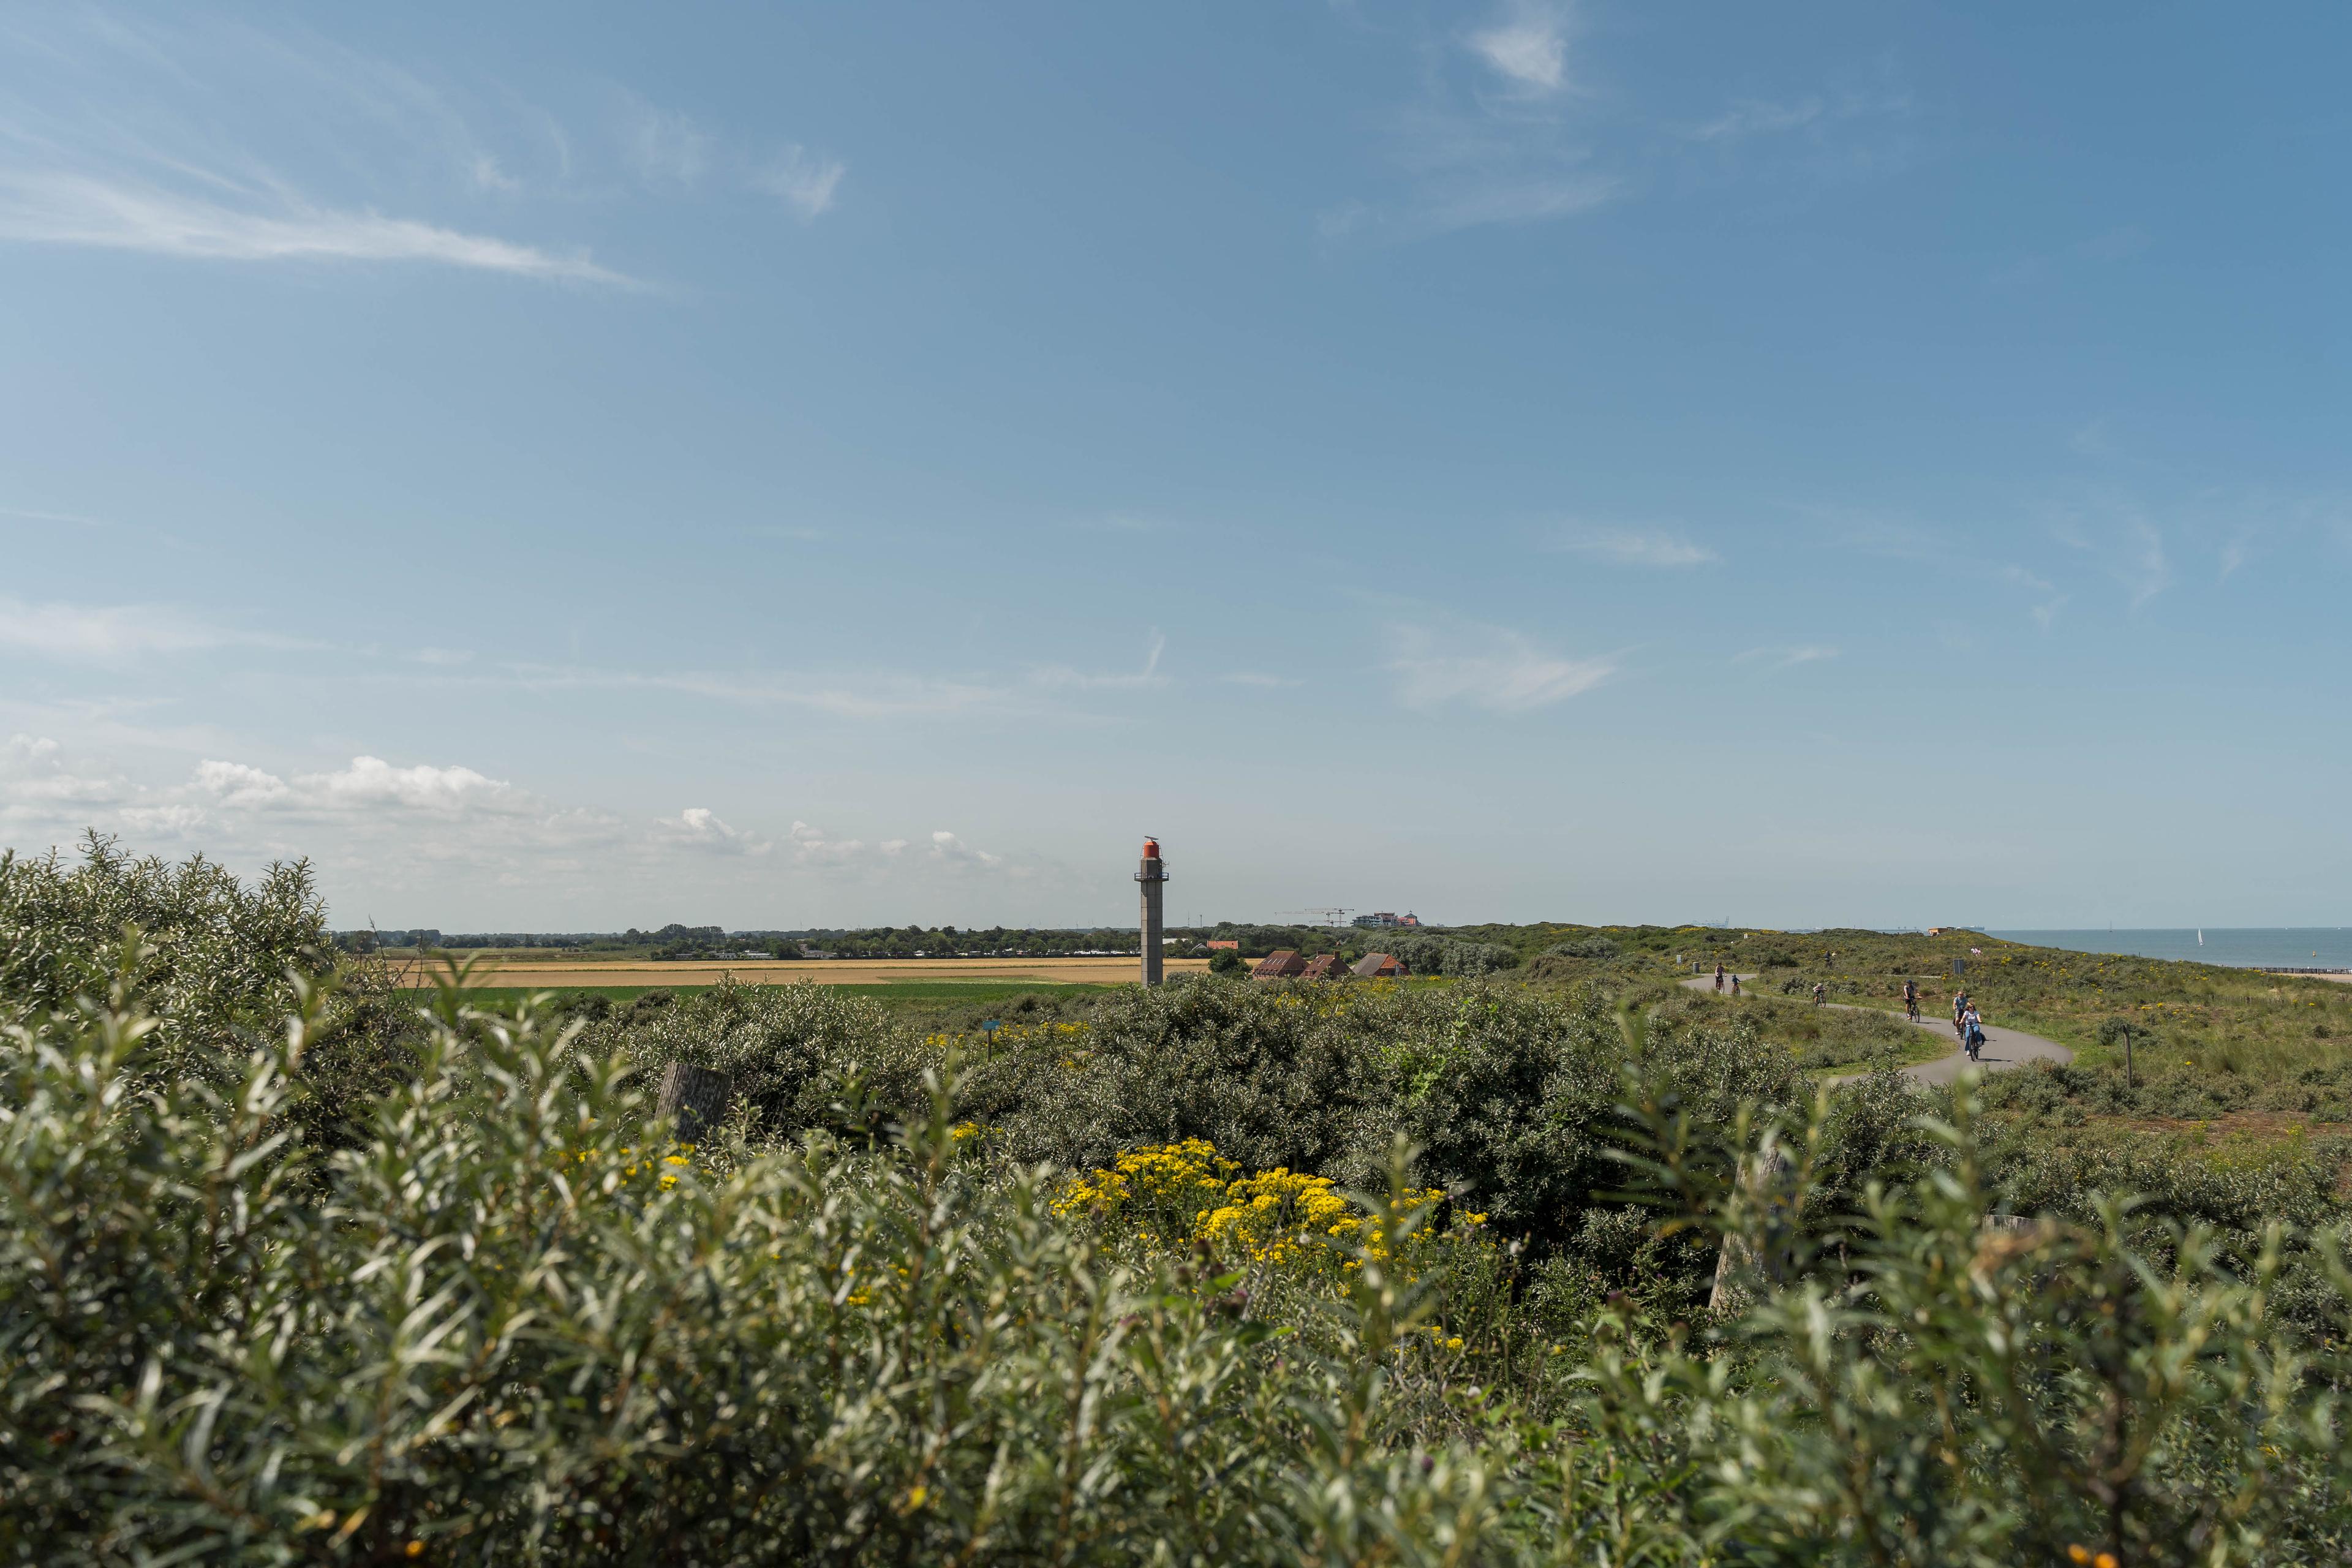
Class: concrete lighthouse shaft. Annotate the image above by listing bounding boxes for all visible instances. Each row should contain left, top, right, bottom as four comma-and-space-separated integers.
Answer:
1136, 837, 1168, 986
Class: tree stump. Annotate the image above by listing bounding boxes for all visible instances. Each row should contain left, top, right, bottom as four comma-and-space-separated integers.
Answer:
656, 1061, 734, 1145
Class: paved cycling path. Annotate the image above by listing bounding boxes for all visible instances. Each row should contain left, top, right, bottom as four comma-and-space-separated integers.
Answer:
1680, 974, 2073, 1085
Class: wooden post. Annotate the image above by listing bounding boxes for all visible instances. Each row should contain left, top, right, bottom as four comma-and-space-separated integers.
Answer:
657, 1061, 734, 1144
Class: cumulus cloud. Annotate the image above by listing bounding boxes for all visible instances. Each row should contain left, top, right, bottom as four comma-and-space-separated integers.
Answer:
1389, 625, 1615, 713
1547, 524, 1719, 568
665, 807, 774, 855
787, 818, 865, 864
303, 756, 522, 813
194, 759, 291, 807
2, 733, 129, 810
929, 831, 1002, 868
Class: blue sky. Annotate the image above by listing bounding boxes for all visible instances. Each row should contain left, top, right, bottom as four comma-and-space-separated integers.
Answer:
2, 1, 2348, 931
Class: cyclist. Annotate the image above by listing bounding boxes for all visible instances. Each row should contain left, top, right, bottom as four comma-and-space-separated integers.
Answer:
1714, 962, 1725, 993
1902, 978, 1920, 1023
1811, 981, 1826, 1007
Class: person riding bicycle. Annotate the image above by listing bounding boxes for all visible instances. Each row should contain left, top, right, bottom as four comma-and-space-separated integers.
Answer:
1962, 1004, 1986, 1061
1811, 981, 1826, 1007
1902, 978, 1919, 1022
1714, 962, 1725, 993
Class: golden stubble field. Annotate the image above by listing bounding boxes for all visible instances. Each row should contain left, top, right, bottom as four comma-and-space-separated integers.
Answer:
396, 956, 1214, 989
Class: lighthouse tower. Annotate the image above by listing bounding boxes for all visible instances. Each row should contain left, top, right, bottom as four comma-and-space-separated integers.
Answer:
1135, 837, 1169, 986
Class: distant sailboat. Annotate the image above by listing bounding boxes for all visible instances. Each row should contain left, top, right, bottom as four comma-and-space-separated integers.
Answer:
2197, 928, 2204, 947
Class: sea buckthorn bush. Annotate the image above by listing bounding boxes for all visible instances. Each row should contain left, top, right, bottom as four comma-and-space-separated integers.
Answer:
8, 846, 2352, 1564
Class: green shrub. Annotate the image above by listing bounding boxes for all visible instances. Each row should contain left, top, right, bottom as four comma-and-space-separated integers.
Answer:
601, 978, 929, 1144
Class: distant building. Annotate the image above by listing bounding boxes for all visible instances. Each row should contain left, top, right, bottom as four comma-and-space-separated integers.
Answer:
1298, 952, 1344, 981
1352, 912, 1398, 929
1351, 952, 1408, 979
1205, 940, 1240, 951
1252, 949, 1308, 979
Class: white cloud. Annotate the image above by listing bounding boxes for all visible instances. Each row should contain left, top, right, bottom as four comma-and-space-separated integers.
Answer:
1468, 2, 1573, 94
666, 807, 774, 855
470, 153, 520, 194
2, 733, 127, 809
2003, 567, 2067, 630
929, 830, 1003, 869
1734, 646, 1839, 670
194, 759, 291, 807
488, 662, 1020, 720
1548, 523, 1719, 568
0, 597, 311, 662
751, 145, 845, 217
2052, 496, 2171, 607
787, 818, 864, 865
878, 838, 910, 856
0, 168, 630, 284
2122, 516, 2170, 606
1389, 625, 1615, 713
303, 756, 521, 813
622, 96, 712, 187
1688, 98, 1824, 144
1029, 630, 1168, 691
119, 803, 206, 835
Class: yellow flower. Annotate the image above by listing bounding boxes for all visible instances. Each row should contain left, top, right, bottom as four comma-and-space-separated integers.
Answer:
1444, 1336, 1464, 1352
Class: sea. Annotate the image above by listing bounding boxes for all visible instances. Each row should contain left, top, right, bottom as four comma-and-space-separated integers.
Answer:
1988, 929, 2352, 971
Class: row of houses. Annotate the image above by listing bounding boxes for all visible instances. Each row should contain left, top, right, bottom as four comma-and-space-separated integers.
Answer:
1251, 949, 1408, 981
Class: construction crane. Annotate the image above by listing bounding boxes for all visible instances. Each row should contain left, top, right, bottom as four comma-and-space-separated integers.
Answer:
1276, 908, 1352, 927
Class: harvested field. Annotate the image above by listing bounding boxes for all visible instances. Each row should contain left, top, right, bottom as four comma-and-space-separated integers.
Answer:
395, 956, 1212, 989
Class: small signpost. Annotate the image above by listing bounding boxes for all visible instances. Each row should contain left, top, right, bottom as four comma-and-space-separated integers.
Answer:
981, 1019, 1001, 1059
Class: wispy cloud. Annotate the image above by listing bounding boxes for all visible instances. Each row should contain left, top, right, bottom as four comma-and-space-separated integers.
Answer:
750, 145, 845, 217
481, 662, 1021, 720
1547, 522, 1719, 567
1733, 645, 1839, 671
1468, 1, 1574, 96
1028, 630, 1168, 692
619, 94, 712, 187
2052, 495, 2170, 607
0, 597, 315, 662
1687, 97, 1825, 143
2003, 567, 2068, 629
1389, 623, 1615, 713
0, 168, 631, 282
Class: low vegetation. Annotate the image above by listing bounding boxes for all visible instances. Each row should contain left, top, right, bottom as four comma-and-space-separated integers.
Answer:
6, 839, 2351, 1563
